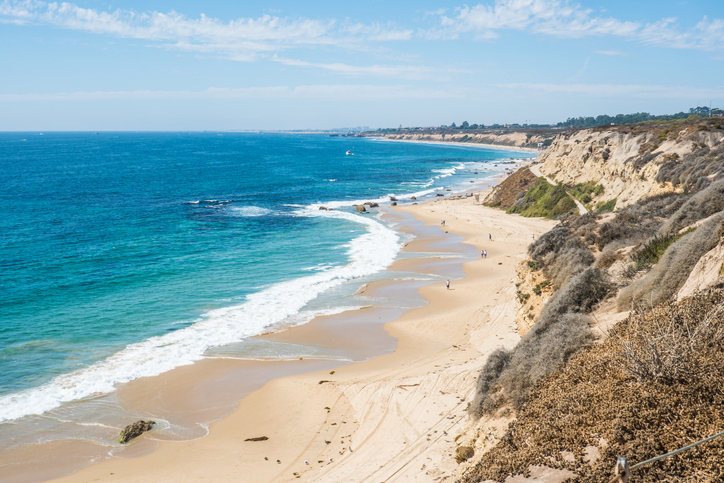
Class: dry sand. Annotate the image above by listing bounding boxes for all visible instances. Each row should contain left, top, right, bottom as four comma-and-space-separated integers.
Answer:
51, 194, 556, 483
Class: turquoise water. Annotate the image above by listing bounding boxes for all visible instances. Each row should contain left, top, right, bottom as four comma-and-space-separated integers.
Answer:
0, 132, 533, 424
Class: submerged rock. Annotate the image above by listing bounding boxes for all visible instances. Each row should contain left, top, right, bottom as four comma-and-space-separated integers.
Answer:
119, 420, 155, 444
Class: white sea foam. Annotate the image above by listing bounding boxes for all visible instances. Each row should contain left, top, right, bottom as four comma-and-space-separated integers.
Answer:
227, 206, 273, 217
0, 208, 401, 423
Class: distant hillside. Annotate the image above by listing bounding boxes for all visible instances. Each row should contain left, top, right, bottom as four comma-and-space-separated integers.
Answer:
358, 129, 557, 149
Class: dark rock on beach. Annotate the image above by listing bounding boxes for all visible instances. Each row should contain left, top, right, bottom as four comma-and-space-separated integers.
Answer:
245, 436, 269, 441
389, 196, 398, 201
456, 445, 475, 463
119, 420, 155, 444
355, 205, 366, 212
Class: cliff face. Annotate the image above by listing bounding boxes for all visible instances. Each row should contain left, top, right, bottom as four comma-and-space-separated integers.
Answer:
383, 131, 548, 149
538, 120, 724, 207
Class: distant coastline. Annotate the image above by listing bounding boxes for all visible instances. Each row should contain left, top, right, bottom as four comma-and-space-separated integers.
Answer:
374, 136, 540, 153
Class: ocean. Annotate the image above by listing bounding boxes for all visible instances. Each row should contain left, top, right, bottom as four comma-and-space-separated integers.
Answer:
0, 132, 533, 461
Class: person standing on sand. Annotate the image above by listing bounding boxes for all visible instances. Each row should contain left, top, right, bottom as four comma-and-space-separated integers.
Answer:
446, 279, 450, 289
489, 233, 492, 241
481, 249, 484, 258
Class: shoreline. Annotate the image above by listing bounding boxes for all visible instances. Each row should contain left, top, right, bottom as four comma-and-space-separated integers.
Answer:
372, 136, 541, 153
3, 196, 475, 483
44, 188, 556, 483
1, 149, 539, 483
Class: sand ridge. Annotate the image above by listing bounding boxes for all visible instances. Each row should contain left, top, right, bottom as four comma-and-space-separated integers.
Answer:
52, 195, 556, 483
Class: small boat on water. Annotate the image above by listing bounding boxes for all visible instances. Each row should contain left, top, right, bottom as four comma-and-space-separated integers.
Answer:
346, 150, 353, 155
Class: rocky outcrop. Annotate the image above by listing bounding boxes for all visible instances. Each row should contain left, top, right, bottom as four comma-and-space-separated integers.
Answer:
483, 167, 538, 209
537, 120, 724, 208
119, 420, 155, 444
677, 240, 724, 300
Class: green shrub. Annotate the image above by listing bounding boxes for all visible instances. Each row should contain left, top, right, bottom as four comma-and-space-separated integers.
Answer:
507, 178, 577, 219
570, 181, 603, 205
533, 284, 542, 295
629, 229, 693, 270
597, 198, 617, 212
527, 260, 538, 270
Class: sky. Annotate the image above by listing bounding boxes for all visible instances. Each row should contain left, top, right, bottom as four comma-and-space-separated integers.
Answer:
1, 0, 723, 130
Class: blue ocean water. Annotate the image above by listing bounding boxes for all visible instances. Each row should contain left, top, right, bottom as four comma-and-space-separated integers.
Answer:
0, 132, 533, 424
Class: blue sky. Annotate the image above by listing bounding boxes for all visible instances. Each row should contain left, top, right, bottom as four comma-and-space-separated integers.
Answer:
1, 0, 723, 130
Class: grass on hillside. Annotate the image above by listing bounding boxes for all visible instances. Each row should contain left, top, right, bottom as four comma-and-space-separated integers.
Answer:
625, 228, 695, 276
569, 181, 603, 205
507, 178, 577, 219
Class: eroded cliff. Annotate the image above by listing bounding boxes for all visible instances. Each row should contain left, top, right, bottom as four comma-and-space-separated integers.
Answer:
537, 118, 724, 207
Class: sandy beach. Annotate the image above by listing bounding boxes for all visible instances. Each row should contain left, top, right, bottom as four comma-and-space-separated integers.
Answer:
41, 189, 555, 483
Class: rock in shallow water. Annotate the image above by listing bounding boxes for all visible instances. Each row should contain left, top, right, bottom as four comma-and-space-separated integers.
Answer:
119, 420, 155, 444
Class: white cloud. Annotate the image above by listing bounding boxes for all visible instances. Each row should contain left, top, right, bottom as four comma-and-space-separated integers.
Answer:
595, 50, 628, 56
0, 0, 408, 58
340, 21, 413, 41
432, 0, 724, 52
272, 56, 441, 80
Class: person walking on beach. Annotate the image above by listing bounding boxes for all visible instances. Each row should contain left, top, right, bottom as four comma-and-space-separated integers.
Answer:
489, 233, 492, 241
484, 250, 488, 258
481, 249, 484, 258
446, 279, 450, 289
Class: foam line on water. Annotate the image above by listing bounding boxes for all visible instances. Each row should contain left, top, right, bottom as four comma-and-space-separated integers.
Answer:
0, 209, 401, 423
